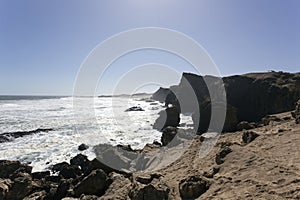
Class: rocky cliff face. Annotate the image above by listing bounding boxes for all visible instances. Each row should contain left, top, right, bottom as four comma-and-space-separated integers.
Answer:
152, 71, 300, 133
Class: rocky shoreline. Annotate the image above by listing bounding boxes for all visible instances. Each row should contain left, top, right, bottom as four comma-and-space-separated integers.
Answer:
1, 105, 300, 199
1, 71, 300, 199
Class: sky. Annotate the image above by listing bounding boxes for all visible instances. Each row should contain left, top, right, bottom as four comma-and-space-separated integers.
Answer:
0, 0, 299, 95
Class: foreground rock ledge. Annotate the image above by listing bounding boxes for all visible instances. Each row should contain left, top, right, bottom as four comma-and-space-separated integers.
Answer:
1, 111, 300, 199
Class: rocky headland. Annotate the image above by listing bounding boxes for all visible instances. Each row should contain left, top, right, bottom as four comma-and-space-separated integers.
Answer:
1, 71, 300, 199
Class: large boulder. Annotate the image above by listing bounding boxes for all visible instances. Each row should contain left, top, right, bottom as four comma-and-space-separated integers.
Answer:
0, 160, 32, 178
129, 179, 170, 200
6, 172, 33, 200
73, 169, 108, 197
179, 176, 210, 199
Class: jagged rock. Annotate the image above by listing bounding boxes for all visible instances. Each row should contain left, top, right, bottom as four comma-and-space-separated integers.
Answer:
153, 106, 180, 131
0, 179, 11, 199
101, 172, 132, 199
153, 72, 300, 133
261, 115, 281, 125
73, 169, 108, 197
24, 191, 46, 200
130, 179, 170, 200
242, 131, 260, 144
151, 87, 171, 102
0, 160, 32, 178
215, 145, 232, 165
59, 165, 81, 179
51, 162, 70, 173
6, 172, 32, 200
55, 179, 71, 199
32, 171, 50, 180
125, 106, 144, 112
70, 154, 90, 172
78, 143, 89, 151
236, 121, 255, 131
179, 176, 210, 199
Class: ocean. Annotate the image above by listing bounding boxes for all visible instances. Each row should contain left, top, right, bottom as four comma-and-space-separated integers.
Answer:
0, 95, 192, 172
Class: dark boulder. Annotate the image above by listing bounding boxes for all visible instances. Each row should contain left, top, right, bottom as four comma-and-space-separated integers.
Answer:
236, 121, 255, 131
130, 179, 170, 200
6, 172, 33, 200
215, 143, 232, 165
161, 126, 177, 146
78, 143, 89, 151
73, 169, 108, 197
125, 106, 144, 112
59, 165, 81, 179
32, 171, 50, 180
0, 160, 32, 178
179, 176, 210, 199
70, 154, 90, 172
242, 131, 260, 144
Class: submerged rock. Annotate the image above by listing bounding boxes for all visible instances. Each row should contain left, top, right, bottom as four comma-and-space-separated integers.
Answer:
125, 106, 144, 112
78, 143, 89, 151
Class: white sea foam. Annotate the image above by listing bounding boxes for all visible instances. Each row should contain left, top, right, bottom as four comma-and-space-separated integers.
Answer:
0, 96, 193, 171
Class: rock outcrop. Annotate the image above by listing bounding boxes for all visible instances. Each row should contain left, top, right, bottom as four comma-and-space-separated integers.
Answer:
152, 71, 300, 133
153, 106, 180, 131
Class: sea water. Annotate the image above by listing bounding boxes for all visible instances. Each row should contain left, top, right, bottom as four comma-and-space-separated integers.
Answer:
0, 95, 193, 171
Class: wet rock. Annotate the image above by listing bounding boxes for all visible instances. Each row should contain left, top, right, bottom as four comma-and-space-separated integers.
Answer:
73, 169, 108, 197
32, 171, 50, 180
0, 128, 54, 143
70, 154, 90, 172
78, 143, 89, 151
179, 176, 210, 199
242, 131, 260, 144
236, 121, 255, 131
0, 160, 32, 178
55, 179, 71, 199
59, 165, 81, 179
153, 106, 180, 131
125, 106, 144, 112
6, 172, 33, 200
51, 162, 70, 173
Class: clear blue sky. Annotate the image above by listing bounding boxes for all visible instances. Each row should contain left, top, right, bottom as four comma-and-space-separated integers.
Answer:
0, 0, 299, 95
